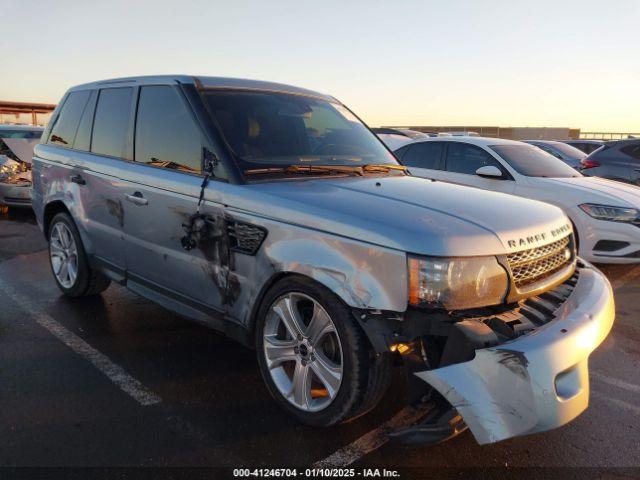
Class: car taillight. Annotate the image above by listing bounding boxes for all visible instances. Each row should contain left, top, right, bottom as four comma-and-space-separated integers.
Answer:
580, 158, 600, 169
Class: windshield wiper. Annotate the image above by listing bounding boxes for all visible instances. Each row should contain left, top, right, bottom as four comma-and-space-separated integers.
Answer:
362, 164, 408, 174
244, 165, 364, 177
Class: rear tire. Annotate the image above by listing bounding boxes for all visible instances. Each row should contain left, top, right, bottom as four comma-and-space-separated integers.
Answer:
48, 212, 111, 297
255, 276, 391, 426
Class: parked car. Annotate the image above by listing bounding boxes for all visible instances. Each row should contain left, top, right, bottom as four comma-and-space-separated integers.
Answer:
0, 125, 43, 207
524, 139, 586, 169
449, 131, 479, 137
562, 139, 605, 154
395, 136, 640, 263
580, 139, 640, 185
33, 76, 613, 446
372, 128, 431, 150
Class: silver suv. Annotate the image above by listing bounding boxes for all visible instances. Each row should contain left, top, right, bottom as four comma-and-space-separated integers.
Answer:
33, 76, 614, 445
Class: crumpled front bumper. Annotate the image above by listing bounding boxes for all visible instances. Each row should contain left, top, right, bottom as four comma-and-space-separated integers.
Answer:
415, 261, 615, 445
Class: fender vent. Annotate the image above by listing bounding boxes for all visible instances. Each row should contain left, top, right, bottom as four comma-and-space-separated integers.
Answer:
227, 221, 267, 255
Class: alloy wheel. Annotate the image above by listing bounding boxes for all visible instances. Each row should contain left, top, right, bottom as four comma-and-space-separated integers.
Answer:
263, 292, 343, 412
50, 222, 78, 289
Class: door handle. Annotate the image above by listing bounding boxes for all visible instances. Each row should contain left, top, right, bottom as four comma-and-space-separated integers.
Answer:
70, 174, 86, 185
125, 192, 148, 206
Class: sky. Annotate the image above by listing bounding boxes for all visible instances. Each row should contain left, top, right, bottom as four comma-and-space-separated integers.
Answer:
1, 0, 639, 132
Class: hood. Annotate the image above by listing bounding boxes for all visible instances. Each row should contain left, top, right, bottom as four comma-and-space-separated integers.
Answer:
235, 176, 569, 257
0, 138, 39, 164
537, 176, 640, 208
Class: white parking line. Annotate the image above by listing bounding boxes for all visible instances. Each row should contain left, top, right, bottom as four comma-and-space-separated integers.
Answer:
312, 406, 428, 468
0, 279, 162, 406
591, 391, 640, 416
592, 371, 640, 394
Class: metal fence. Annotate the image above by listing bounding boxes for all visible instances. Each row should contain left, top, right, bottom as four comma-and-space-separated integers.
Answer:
580, 132, 640, 140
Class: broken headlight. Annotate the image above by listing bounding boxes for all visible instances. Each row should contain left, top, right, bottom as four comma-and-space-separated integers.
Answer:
408, 255, 508, 310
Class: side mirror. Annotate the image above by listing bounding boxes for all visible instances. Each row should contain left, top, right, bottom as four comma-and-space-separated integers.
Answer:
476, 165, 504, 179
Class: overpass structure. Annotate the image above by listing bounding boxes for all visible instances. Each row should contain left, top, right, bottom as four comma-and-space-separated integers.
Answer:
0, 100, 56, 126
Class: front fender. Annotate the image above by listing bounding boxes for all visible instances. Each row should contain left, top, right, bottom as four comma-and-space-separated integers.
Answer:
225, 212, 409, 327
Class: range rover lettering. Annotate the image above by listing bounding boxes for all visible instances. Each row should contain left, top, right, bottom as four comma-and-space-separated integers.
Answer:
32, 76, 615, 445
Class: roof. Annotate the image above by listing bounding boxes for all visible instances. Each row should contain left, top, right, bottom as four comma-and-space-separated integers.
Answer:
406, 136, 523, 148
67, 75, 335, 102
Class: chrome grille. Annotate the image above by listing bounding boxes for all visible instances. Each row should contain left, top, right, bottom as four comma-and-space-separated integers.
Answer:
508, 235, 573, 288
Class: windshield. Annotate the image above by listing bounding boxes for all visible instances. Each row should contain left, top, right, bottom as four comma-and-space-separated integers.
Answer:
546, 142, 586, 160
204, 91, 397, 172
490, 144, 582, 178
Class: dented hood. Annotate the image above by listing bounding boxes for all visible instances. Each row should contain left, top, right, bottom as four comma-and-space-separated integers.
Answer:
238, 175, 569, 257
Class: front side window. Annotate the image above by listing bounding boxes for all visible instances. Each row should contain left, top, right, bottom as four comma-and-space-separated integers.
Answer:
204, 91, 396, 173
401, 142, 444, 169
445, 143, 502, 175
135, 86, 203, 173
490, 144, 581, 178
48, 91, 90, 147
91, 87, 133, 159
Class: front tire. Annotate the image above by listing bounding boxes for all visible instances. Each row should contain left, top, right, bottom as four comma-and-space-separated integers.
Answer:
255, 276, 390, 426
48, 212, 110, 297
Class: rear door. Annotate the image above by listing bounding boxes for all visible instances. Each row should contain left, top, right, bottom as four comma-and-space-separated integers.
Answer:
38, 88, 129, 274
119, 84, 228, 311
441, 142, 516, 194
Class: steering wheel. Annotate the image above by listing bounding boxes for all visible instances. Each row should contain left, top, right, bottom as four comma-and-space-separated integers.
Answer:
313, 143, 361, 155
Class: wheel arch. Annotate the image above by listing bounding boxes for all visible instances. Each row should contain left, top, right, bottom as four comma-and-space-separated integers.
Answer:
43, 200, 71, 239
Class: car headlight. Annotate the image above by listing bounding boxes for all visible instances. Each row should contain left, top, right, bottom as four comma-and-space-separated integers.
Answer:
0, 163, 19, 180
408, 255, 509, 310
579, 204, 640, 223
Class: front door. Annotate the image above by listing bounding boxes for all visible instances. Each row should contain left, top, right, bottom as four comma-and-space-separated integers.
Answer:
440, 142, 516, 195
119, 84, 229, 310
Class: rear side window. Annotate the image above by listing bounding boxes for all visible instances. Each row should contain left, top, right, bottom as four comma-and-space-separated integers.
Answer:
73, 90, 98, 152
48, 91, 90, 147
92, 88, 133, 159
621, 144, 640, 160
445, 143, 501, 175
401, 142, 444, 169
135, 86, 202, 173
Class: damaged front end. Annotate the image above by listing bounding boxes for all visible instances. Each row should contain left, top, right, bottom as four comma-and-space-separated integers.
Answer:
358, 261, 615, 445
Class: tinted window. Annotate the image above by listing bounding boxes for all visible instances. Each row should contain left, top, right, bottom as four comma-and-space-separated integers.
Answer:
394, 145, 409, 159
490, 144, 580, 178
73, 90, 98, 152
91, 88, 133, 159
446, 143, 501, 175
135, 86, 202, 173
48, 91, 90, 147
401, 142, 444, 169
621, 143, 640, 160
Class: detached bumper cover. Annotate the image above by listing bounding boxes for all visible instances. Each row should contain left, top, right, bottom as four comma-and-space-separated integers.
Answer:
415, 262, 615, 445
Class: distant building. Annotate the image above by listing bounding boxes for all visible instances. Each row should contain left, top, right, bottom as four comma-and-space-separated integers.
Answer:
383, 126, 582, 141
0, 101, 56, 126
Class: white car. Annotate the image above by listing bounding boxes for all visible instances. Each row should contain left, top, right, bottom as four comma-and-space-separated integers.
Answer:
394, 136, 640, 264
0, 125, 43, 208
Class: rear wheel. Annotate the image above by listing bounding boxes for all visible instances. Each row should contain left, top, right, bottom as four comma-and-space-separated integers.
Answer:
48, 212, 111, 297
255, 276, 390, 426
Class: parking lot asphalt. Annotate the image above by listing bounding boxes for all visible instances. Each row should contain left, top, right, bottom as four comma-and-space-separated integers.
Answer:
1, 207, 639, 476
